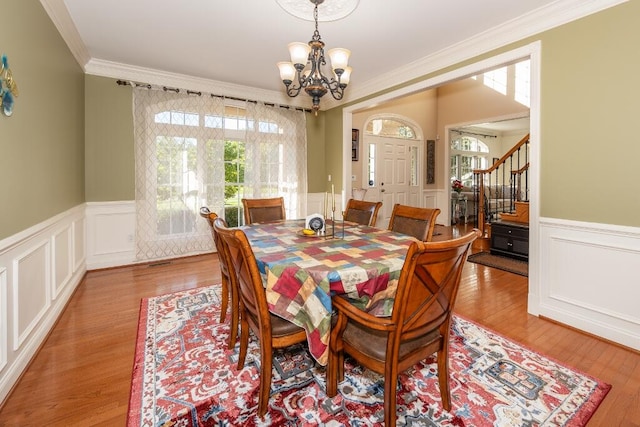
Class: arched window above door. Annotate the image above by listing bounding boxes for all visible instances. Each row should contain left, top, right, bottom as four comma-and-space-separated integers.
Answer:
365, 118, 417, 139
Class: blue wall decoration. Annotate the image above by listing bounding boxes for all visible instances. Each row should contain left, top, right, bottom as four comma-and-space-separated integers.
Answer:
1, 54, 19, 116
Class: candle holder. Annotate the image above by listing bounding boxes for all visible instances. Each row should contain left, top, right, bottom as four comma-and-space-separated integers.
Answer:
331, 207, 336, 239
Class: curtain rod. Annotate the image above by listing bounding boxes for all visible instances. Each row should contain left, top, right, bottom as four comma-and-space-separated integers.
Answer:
116, 79, 312, 113
451, 128, 497, 138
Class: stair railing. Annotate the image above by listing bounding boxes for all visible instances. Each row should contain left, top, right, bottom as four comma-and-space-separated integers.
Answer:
472, 133, 530, 235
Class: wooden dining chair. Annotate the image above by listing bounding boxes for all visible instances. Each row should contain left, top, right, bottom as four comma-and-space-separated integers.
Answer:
241, 197, 286, 225
343, 199, 383, 226
326, 229, 480, 427
388, 204, 441, 241
199, 207, 239, 348
213, 219, 307, 417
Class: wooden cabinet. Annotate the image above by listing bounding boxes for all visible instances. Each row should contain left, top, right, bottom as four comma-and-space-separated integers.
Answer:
490, 221, 529, 261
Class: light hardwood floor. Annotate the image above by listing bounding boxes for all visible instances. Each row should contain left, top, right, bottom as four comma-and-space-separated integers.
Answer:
0, 236, 638, 426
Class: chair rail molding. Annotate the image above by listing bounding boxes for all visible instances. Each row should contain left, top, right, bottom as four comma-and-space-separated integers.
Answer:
536, 217, 640, 352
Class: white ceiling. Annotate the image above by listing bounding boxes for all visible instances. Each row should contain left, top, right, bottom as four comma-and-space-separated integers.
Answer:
44, 0, 620, 112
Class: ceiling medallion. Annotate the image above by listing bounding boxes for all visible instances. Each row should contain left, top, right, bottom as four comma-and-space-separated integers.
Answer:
275, 0, 359, 22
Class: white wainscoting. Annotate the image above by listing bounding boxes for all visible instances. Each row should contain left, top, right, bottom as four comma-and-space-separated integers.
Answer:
422, 191, 440, 210
0, 204, 86, 404
84, 196, 346, 271
86, 201, 136, 270
536, 217, 640, 352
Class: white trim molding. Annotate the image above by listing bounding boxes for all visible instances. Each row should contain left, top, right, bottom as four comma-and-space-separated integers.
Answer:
0, 268, 7, 374
537, 217, 640, 351
0, 204, 86, 404
85, 201, 136, 270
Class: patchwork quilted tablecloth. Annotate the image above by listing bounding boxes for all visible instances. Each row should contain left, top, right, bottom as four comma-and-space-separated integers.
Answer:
242, 220, 415, 365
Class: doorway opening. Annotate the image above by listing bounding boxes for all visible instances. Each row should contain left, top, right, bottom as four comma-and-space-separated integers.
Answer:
342, 41, 541, 317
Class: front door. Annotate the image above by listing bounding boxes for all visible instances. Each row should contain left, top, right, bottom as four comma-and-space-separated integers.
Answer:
364, 135, 420, 228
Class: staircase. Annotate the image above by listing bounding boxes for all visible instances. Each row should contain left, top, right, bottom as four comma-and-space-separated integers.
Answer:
499, 201, 529, 223
471, 133, 530, 248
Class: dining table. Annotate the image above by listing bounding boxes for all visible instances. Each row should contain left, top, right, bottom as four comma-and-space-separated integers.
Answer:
241, 219, 458, 366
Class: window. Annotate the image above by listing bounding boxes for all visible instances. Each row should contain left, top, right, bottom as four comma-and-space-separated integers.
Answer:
367, 143, 376, 186
476, 59, 530, 106
409, 146, 418, 186
483, 67, 507, 95
450, 135, 489, 188
134, 89, 307, 261
365, 118, 416, 139
515, 59, 531, 107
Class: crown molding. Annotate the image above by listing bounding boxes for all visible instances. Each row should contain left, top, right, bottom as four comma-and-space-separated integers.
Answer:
84, 59, 310, 110
324, 0, 627, 110
43, 0, 626, 111
40, 0, 90, 69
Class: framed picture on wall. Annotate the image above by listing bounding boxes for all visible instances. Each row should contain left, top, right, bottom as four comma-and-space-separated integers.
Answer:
352, 129, 359, 161
426, 139, 435, 184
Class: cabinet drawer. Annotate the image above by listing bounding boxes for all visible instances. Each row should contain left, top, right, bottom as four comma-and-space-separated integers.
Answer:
492, 223, 528, 239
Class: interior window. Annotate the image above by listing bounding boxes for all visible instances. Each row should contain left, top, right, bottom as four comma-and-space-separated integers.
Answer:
450, 135, 489, 188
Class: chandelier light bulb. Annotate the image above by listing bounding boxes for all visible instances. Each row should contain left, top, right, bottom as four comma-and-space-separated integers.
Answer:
339, 66, 352, 85
327, 48, 350, 71
277, 62, 297, 82
288, 42, 311, 67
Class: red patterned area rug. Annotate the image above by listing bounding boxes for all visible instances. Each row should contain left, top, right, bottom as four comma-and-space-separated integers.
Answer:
127, 285, 610, 426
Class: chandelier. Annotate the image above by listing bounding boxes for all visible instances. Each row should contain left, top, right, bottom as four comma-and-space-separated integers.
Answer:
277, 0, 352, 115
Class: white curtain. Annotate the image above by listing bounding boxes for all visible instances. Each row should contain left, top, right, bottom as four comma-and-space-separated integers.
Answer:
243, 102, 308, 219
133, 88, 307, 261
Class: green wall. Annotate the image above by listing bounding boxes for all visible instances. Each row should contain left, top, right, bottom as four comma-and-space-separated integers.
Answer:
328, 0, 640, 227
85, 76, 134, 201
0, 1, 85, 239
538, 2, 639, 225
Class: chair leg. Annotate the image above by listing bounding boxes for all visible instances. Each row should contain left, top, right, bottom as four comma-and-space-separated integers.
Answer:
227, 281, 239, 349
326, 348, 339, 397
219, 276, 229, 323
437, 347, 451, 411
384, 370, 399, 427
258, 342, 273, 417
